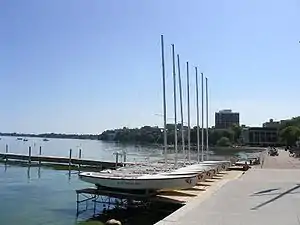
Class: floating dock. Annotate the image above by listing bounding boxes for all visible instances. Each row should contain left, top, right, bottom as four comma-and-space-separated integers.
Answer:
0, 151, 133, 170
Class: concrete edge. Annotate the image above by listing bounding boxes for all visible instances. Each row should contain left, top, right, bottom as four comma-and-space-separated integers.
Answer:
155, 171, 244, 225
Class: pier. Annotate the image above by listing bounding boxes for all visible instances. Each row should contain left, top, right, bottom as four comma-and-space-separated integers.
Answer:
0, 148, 131, 171
156, 149, 300, 225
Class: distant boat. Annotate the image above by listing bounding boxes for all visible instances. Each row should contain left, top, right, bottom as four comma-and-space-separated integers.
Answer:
43, 138, 49, 142
17, 138, 23, 141
23, 138, 28, 142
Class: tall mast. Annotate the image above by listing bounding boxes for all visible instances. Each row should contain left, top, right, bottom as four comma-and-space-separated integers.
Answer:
186, 62, 191, 163
160, 35, 168, 164
195, 67, 200, 163
205, 77, 209, 160
172, 44, 178, 168
201, 72, 204, 162
177, 54, 185, 161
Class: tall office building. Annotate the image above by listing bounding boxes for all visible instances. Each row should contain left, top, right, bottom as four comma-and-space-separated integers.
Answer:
215, 109, 239, 129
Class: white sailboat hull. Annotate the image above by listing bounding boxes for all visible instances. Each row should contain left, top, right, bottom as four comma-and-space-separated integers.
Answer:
79, 172, 198, 191
159, 170, 206, 182
177, 164, 217, 179
201, 161, 231, 171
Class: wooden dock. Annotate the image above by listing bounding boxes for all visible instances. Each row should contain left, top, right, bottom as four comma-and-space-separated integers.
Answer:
0, 152, 131, 170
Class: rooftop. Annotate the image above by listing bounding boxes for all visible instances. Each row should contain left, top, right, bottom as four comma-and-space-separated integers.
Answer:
217, 109, 239, 114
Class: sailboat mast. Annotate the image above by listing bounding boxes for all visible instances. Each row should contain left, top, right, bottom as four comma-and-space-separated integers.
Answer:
195, 67, 200, 163
177, 54, 185, 161
160, 35, 168, 165
171, 44, 178, 167
205, 77, 209, 160
201, 73, 204, 162
186, 62, 191, 163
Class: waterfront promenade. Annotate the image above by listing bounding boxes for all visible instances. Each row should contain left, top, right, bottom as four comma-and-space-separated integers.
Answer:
156, 149, 300, 225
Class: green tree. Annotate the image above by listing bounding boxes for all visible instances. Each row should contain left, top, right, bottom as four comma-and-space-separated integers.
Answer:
279, 126, 300, 146
209, 129, 234, 145
216, 137, 232, 147
230, 124, 242, 143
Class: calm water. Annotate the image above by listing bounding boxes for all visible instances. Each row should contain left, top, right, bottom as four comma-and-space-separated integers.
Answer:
0, 165, 90, 225
0, 136, 165, 162
0, 137, 167, 225
0, 136, 254, 225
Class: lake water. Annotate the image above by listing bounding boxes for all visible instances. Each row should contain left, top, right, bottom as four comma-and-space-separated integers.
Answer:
0, 136, 165, 162
0, 136, 254, 225
0, 165, 89, 225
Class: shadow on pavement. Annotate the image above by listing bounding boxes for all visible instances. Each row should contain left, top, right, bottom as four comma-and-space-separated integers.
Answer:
251, 184, 300, 210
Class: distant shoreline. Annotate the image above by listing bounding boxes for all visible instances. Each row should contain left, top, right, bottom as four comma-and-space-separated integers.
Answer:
0, 133, 99, 141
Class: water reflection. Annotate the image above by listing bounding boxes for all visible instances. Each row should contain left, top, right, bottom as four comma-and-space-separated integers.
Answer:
27, 166, 31, 180
38, 166, 41, 179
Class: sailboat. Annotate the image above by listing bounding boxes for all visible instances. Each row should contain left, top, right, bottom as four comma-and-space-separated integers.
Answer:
159, 62, 231, 177
79, 172, 197, 191
79, 35, 199, 191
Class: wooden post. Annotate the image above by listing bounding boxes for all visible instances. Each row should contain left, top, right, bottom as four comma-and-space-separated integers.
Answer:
5, 144, 8, 163
79, 149, 82, 159
78, 149, 82, 171
123, 152, 127, 163
39, 146, 42, 166
69, 149, 72, 172
115, 152, 119, 168
28, 146, 32, 165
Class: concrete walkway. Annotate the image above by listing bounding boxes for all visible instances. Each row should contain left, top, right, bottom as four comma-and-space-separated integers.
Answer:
156, 150, 300, 225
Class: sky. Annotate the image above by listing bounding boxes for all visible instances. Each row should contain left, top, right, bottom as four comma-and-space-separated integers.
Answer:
1, 0, 300, 134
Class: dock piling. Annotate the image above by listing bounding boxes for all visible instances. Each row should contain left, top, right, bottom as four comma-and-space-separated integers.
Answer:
78, 149, 82, 171
5, 144, 8, 163
28, 146, 32, 165
114, 152, 119, 169
39, 146, 42, 166
69, 149, 72, 174
123, 151, 127, 167
79, 149, 82, 159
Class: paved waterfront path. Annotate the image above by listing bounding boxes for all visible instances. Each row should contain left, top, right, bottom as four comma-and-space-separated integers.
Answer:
262, 148, 300, 169
156, 150, 300, 225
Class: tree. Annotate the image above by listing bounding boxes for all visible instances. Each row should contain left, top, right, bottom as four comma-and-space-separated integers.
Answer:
209, 129, 234, 145
279, 126, 300, 146
230, 124, 242, 143
216, 137, 232, 147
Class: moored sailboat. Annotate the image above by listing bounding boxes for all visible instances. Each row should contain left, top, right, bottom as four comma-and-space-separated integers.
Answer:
79, 171, 198, 191
78, 35, 200, 191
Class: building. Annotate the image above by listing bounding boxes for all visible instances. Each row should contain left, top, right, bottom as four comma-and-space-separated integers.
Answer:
263, 119, 280, 128
242, 127, 279, 146
215, 109, 239, 129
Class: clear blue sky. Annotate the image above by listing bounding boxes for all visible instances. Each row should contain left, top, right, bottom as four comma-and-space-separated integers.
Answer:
1, 0, 300, 134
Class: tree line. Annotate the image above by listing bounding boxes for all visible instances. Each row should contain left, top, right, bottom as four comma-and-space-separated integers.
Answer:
0, 132, 99, 140
98, 116, 300, 147
279, 116, 300, 147
1, 116, 298, 146
98, 124, 242, 147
